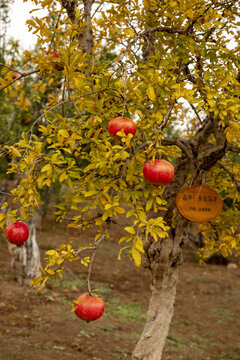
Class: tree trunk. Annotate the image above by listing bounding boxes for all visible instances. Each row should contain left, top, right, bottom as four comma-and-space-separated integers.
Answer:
132, 259, 178, 360
132, 220, 188, 360
8, 216, 41, 285
61, 0, 94, 55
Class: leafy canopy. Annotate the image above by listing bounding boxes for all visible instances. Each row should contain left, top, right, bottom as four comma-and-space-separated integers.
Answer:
0, 0, 240, 289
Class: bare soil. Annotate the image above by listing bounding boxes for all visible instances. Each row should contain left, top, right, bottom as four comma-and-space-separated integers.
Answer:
0, 214, 240, 360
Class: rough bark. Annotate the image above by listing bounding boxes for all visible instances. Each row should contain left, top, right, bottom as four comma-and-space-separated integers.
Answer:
8, 216, 41, 285
142, 1, 158, 62
61, 0, 94, 54
79, 0, 94, 54
132, 219, 188, 360
132, 259, 178, 360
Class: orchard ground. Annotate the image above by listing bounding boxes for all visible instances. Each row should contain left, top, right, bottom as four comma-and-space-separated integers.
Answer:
0, 210, 240, 360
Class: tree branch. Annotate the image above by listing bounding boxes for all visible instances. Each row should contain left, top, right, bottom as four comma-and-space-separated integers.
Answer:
0, 65, 40, 92
60, 0, 76, 23
61, 0, 94, 54
227, 144, 240, 154
218, 161, 240, 192
162, 137, 192, 160
118, 26, 188, 64
0, 62, 24, 75
158, 99, 176, 131
190, 103, 203, 124
86, 228, 109, 295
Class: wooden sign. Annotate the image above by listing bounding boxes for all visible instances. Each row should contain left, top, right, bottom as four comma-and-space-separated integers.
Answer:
176, 185, 223, 223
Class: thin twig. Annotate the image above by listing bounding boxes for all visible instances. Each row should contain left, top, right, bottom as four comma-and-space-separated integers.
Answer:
48, 13, 61, 51
0, 62, 24, 75
190, 103, 203, 124
158, 99, 176, 131
0, 190, 15, 197
86, 228, 109, 295
0, 66, 40, 91
91, 2, 102, 19
75, 246, 97, 256
118, 26, 187, 64
121, 68, 127, 116
162, 137, 192, 159
218, 161, 240, 192
227, 144, 240, 153
61, 213, 102, 225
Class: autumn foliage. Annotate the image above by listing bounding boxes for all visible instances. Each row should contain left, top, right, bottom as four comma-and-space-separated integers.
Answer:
0, 0, 240, 358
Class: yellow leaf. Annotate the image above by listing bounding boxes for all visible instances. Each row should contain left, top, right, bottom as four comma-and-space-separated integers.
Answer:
146, 198, 153, 212
1, 202, 8, 209
58, 129, 69, 138
118, 245, 131, 260
10, 146, 21, 157
36, 277, 49, 292
132, 248, 141, 267
46, 250, 58, 256
126, 133, 133, 147
126, 208, 135, 218
59, 172, 68, 183
124, 28, 135, 37
185, 8, 194, 19
62, 147, 72, 154
0, 213, 6, 222
150, 229, 158, 242
72, 30, 78, 38
104, 204, 112, 210
46, 269, 55, 275
29, 275, 44, 288
134, 236, 144, 254
41, 163, 52, 173
115, 207, 125, 214
125, 226, 135, 235
83, 190, 99, 197
102, 212, 109, 221
147, 85, 156, 101
57, 258, 64, 265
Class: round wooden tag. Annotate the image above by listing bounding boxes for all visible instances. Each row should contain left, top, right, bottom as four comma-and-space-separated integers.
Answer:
176, 185, 223, 223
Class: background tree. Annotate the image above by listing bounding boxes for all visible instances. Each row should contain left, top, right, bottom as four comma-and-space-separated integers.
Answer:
0, 0, 240, 359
